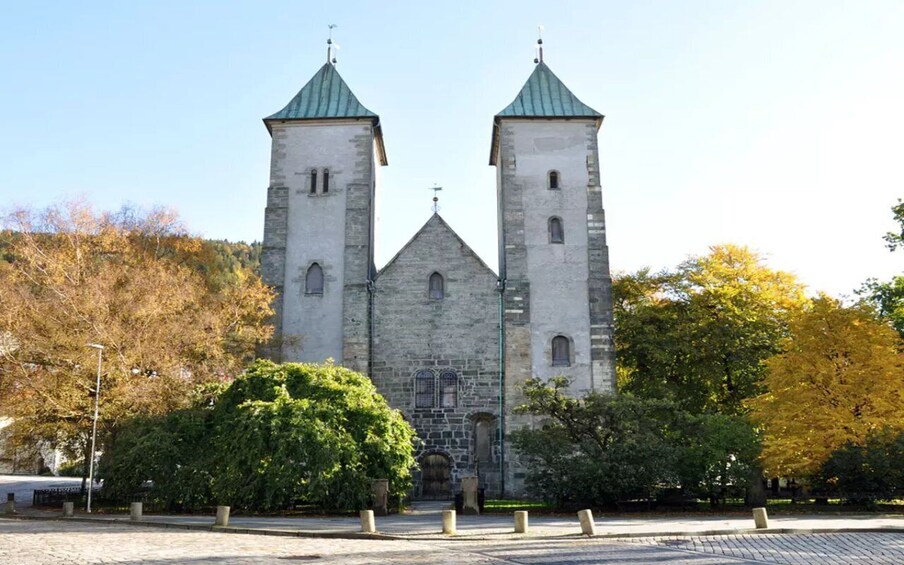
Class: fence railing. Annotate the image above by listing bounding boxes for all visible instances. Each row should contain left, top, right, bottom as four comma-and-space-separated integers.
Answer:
33, 486, 162, 512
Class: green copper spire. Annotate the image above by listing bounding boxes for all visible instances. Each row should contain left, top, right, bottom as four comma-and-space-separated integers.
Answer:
265, 62, 378, 122
495, 62, 601, 119
490, 61, 603, 165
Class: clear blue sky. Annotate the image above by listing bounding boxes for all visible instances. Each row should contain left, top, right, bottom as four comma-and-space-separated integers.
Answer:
2, 1, 902, 297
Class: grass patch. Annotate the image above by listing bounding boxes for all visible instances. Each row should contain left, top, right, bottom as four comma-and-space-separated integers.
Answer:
483, 499, 555, 513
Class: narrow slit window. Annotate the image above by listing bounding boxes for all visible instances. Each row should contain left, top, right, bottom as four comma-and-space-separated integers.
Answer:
475, 418, 494, 462
549, 217, 564, 244
429, 272, 444, 300
322, 169, 329, 193
306, 263, 324, 295
440, 371, 458, 408
548, 170, 560, 190
310, 170, 318, 194
552, 335, 571, 367
415, 370, 435, 408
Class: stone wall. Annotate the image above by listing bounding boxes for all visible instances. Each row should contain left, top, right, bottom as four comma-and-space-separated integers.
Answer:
372, 215, 502, 496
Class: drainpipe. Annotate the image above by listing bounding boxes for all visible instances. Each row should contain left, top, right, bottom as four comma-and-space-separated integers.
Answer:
367, 278, 375, 379
496, 277, 506, 499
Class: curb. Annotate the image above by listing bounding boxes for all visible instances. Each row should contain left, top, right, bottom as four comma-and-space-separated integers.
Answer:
4, 514, 904, 541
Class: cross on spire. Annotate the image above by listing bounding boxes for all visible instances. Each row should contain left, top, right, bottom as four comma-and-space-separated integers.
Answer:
429, 184, 443, 213
534, 25, 545, 64
326, 24, 338, 65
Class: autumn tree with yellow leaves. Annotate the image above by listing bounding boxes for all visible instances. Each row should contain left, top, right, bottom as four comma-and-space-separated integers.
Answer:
0, 201, 273, 467
749, 296, 904, 477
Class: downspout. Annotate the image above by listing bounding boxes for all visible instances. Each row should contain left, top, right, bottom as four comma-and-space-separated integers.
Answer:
367, 278, 375, 379
497, 277, 506, 498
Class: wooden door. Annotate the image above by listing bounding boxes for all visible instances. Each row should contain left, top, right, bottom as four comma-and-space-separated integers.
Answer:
421, 454, 451, 500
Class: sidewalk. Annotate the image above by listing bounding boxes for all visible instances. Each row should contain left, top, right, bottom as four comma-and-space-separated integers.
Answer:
10, 502, 904, 541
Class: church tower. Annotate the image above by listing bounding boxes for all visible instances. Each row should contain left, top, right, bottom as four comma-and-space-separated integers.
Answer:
491, 55, 615, 491
261, 59, 386, 372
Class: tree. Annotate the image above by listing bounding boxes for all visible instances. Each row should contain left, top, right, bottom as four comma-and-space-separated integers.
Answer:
812, 428, 904, 504
511, 377, 760, 508
615, 244, 808, 415
102, 361, 417, 512
0, 201, 273, 466
749, 297, 904, 477
859, 200, 904, 338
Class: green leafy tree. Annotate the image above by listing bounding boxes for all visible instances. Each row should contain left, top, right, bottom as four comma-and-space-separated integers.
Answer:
511, 377, 759, 508
102, 361, 417, 512
615, 244, 808, 415
813, 428, 904, 504
859, 200, 904, 338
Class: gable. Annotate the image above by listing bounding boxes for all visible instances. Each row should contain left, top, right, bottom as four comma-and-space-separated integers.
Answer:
377, 214, 497, 280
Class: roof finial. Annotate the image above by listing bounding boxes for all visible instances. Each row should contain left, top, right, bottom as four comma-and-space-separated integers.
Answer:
326, 24, 339, 65
429, 184, 443, 213
534, 25, 544, 64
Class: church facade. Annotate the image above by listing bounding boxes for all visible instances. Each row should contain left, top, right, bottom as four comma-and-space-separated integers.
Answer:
260, 54, 615, 497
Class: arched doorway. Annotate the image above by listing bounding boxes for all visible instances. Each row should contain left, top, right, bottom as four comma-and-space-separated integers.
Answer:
420, 453, 452, 500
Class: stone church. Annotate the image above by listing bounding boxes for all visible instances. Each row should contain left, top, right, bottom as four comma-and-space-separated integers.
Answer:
260, 50, 615, 498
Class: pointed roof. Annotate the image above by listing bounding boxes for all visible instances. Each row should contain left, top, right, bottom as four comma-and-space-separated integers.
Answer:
265, 63, 378, 121
264, 63, 387, 165
378, 213, 497, 278
496, 62, 602, 119
490, 62, 604, 165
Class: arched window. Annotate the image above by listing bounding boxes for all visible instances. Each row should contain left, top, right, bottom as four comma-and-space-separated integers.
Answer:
429, 272, 444, 300
305, 263, 324, 295
474, 417, 495, 462
310, 169, 318, 194
548, 217, 564, 244
552, 335, 571, 367
415, 370, 435, 408
439, 370, 458, 408
548, 170, 560, 190
322, 169, 329, 193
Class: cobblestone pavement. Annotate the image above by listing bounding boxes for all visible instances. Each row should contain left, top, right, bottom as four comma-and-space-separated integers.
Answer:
2, 518, 904, 564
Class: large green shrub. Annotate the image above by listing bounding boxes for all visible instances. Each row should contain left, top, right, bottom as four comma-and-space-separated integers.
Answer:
511, 377, 759, 509
813, 429, 904, 504
101, 360, 417, 512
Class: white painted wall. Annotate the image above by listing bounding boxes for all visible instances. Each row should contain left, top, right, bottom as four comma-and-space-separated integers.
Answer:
270, 121, 374, 363
508, 120, 596, 392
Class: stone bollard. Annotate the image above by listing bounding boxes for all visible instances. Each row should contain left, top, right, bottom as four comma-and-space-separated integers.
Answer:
753, 507, 769, 529
514, 510, 529, 534
360, 509, 376, 533
372, 479, 389, 516
215, 505, 230, 527
577, 509, 596, 536
461, 476, 480, 515
130, 502, 143, 521
442, 509, 457, 535
4, 493, 15, 515
63, 501, 74, 517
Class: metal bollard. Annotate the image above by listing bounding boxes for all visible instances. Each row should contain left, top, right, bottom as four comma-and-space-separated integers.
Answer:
215, 505, 230, 527
360, 509, 376, 533
753, 507, 769, 529
130, 502, 143, 521
577, 509, 596, 536
442, 509, 457, 535
514, 510, 529, 534
4, 493, 14, 515
63, 501, 74, 517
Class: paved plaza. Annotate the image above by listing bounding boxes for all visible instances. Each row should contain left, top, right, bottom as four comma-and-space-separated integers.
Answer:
3, 518, 904, 564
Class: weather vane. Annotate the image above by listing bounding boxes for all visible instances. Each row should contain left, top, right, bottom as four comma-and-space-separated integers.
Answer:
327, 24, 339, 65
534, 25, 545, 64
429, 184, 443, 213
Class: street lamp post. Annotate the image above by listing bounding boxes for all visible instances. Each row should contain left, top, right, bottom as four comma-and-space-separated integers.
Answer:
86, 343, 104, 513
